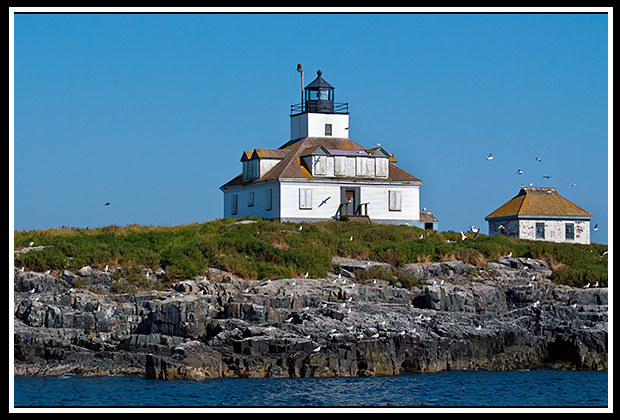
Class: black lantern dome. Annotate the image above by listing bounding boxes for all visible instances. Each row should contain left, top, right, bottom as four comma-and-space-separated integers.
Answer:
291, 70, 348, 115
304, 70, 335, 113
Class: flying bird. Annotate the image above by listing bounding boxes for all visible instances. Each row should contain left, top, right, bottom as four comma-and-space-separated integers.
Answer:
570, 183, 577, 187
486, 153, 494, 160
516, 169, 523, 175
542, 175, 551, 179
535, 157, 542, 162
592, 224, 598, 231
470, 226, 480, 241
460, 231, 467, 241
105, 202, 110, 206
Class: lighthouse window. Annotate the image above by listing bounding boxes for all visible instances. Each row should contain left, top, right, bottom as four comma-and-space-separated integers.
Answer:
325, 124, 332, 136
319, 90, 329, 100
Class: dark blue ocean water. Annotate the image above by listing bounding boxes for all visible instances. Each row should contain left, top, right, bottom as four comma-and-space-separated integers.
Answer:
13, 370, 608, 408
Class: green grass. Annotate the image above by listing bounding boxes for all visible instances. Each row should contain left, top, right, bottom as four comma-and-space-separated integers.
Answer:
14, 218, 608, 289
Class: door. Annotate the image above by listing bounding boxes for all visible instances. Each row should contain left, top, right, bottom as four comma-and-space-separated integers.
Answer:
340, 187, 360, 217
345, 190, 355, 215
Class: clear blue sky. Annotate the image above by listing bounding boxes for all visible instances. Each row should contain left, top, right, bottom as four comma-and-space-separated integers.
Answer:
11, 11, 610, 244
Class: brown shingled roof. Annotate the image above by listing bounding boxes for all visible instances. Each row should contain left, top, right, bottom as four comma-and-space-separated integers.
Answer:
221, 136, 422, 189
485, 187, 593, 219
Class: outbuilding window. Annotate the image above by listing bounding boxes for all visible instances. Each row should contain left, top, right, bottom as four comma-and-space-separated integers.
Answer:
565, 223, 575, 240
535, 222, 545, 239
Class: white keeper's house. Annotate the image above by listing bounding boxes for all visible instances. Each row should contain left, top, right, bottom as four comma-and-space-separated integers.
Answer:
485, 186, 593, 244
220, 69, 438, 229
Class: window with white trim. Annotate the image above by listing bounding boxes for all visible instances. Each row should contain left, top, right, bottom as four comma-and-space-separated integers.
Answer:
388, 190, 402, 211
299, 188, 312, 210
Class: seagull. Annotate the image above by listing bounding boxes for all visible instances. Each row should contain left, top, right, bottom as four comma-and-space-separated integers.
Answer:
593, 281, 599, 287
298, 225, 303, 231
593, 224, 599, 231
19, 267, 24, 272
516, 169, 523, 175
532, 300, 540, 308
43, 269, 51, 275
313, 346, 321, 353
303, 272, 309, 278
535, 157, 542, 162
571, 302, 577, 308
470, 226, 480, 241
542, 175, 551, 179
570, 183, 577, 187
486, 153, 494, 160
460, 231, 467, 241
475, 325, 482, 331
284, 317, 293, 323
584, 283, 590, 289
350, 235, 353, 241
370, 333, 379, 339
506, 252, 513, 258
105, 202, 110, 206
103, 265, 109, 272
28, 241, 34, 247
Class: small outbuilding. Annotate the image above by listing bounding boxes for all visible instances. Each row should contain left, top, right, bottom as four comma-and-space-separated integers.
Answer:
485, 186, 593, 244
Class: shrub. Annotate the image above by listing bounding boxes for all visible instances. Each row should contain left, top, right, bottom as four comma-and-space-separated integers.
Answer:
353, 265, 394, 283
13, 220, 608, 287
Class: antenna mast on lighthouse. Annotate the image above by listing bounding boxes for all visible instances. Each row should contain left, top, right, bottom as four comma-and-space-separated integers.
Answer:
297, 63, 303, 111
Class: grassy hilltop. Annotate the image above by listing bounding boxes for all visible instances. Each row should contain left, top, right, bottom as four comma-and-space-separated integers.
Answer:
14, 217, 608, 291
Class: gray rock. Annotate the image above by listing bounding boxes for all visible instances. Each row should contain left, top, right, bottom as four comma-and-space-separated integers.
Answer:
13, 261, 608, 380
77, 266, 94, 276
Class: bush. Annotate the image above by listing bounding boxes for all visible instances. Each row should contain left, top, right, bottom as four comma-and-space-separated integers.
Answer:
13, 220, 608, 287
353, 265, 394, 283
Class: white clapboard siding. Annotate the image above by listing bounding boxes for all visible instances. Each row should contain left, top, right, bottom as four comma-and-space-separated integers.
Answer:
279, 181, 420, 223
223, 182, 281, 220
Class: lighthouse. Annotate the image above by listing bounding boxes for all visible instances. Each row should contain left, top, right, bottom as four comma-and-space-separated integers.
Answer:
290, 70, 351, 140
220, 68, 437, 229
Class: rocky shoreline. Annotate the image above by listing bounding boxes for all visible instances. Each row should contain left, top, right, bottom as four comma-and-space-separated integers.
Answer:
13, 257, 608, 380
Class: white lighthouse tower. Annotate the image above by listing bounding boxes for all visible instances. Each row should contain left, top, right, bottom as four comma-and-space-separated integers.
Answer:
290, 69, 350, 140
